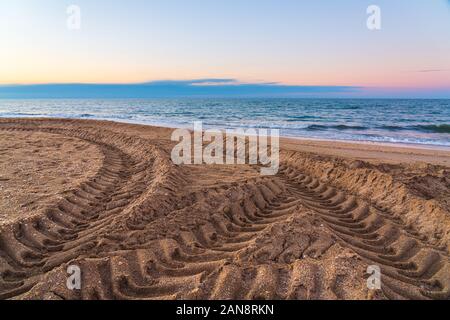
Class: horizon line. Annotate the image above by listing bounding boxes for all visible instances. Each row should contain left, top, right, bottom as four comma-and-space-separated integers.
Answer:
0, 79, 449, 99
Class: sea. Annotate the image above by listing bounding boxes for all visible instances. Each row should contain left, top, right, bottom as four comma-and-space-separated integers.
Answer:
0, 98, 449, 147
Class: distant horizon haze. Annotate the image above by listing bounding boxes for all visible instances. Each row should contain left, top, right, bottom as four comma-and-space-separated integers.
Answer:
0, 80, 449, 99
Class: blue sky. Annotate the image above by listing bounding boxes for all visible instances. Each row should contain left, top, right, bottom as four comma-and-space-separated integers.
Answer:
0, 0, 449, 98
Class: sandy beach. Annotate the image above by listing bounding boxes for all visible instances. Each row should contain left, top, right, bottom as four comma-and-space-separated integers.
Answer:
0, 118, 449, 300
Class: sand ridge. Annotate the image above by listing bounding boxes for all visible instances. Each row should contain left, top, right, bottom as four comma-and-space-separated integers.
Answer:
0, 119, 448, 300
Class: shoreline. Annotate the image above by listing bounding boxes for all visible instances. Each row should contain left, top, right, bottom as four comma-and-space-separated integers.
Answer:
282, 134, 450, 151
0, 114, 449, 150
2, 117, 449, 166
4, 115, 449, 151
62, 119, 450, 152
81, 118, 450, 167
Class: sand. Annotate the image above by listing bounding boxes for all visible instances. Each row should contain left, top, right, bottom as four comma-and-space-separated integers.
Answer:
0, 118, 448, 300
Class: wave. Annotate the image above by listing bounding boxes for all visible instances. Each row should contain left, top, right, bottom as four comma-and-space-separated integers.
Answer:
306, 124, 367, 131
0, 112, 44, 117
412, 124, 450, 134
286, 116, 319, 121
304, 123, 450, 134
377, 125, 406, 131
378, 124, 450, 134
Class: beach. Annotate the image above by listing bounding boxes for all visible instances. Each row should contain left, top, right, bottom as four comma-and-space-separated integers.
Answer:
0, 118, 449, 300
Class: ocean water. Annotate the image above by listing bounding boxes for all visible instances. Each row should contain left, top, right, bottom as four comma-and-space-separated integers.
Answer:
0, 98, 449, 147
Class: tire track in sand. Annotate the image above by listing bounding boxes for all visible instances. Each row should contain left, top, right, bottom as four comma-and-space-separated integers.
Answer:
1, 121, 448, 300
0, 127, 149, 299
279, 165, 450, 300
60, 178, 306, 300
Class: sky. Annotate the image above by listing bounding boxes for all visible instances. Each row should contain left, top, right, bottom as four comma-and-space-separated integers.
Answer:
0, 0, 449, 98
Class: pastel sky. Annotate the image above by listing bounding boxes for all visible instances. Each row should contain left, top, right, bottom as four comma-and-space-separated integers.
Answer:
1, 0, 450, 97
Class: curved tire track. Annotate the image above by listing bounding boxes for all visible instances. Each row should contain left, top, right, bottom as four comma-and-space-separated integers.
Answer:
0, 126, 149, 299
41, 178, 325, 300
279, 165, 450, 300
